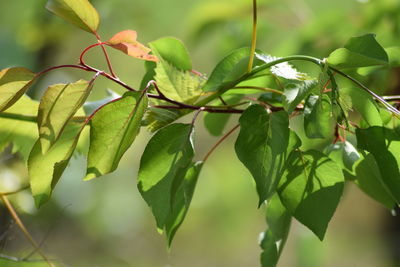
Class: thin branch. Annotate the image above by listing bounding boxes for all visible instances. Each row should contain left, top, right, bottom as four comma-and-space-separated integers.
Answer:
95, 32, 117, 78
203, 124, 240, 162
233, 86, 283, 95
0, 185, 30, 196
248, 0, 258, 72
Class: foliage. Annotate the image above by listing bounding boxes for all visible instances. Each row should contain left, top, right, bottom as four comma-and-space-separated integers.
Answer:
0, 0, 400, 266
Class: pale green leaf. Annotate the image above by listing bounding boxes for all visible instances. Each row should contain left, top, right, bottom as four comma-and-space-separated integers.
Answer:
85, 91, 148, 180
283, 80, 318, 113
0, 67, 35, 112
149, 37, 192, 71
46, 0, 100, 34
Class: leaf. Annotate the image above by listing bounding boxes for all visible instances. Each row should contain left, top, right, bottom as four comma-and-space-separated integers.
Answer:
235, 105, 298, 205
202, 47, 250, 92
83, 89, 120, 115
28, 120, 83, 207
278, 150, 344, 240
38, 79, 93, 152
354, 152, 397, 209
260, 194, 292, 267
46, 0, 100, 34
143, 107, 186, 133
85, 91, 148, 180
283, 80, 318, 113
304, 94, 335, 139
386, 47, 400, 67
149, 37, 192, 71
327, 34, 389, 68
258, 92, 283, 108
340, 87, 382, 127
356, 127, 400, 203
203, 94, 242, 136
165, 161, 203, 245
137, 123, 195, 233
324, 141, 360, 174
107, 30, 158, 62
256, 53, 308, 81
0, 95, 39, 161
0, 67, 36, 112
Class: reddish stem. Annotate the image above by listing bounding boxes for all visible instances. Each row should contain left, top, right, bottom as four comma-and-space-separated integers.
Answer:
203, 124, 240, 162
95, 32, 117, 78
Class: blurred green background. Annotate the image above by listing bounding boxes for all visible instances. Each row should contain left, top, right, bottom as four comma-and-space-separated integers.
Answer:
0, 0, 400, 266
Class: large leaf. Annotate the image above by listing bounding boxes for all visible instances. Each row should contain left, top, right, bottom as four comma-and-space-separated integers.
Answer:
202, 47, 250, 92
137, 123, 196, 235
260, 194, 292, 267
304, 94, 335, 139
327, 34, 389, 68
324, 141, 360, 175
38, 79, 93, 152
107, 30, 158, 62
278, 150, 344, 240
283, 80, 318, 113
165, 161, 203, 245
0, 95, 39, 161
28, 121, 83, 207
0, 67, 36, 112
356, 127, 400, 203
85, 91, 148, 180
235, 105, 298, 205
46, 0, 100, 34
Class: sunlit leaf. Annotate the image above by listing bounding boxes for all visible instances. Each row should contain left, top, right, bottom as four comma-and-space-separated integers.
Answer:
85, 91, 148, 180
46, 0, 100, 34
137, 123, 196, 235
107, 30, 158, 62
256, 53, 308, 81
143, 107, 186, 133
83, 89, 120, 115
0, 67, 35, 112
235, 105, 299, 205
149, 37, 192, 71
278, 150, 344, 240
283, 80, 318, 113
38, 79, 93, 152
328, 34, 388, 68
29, 120, 83, 207
324, 141, 360, 174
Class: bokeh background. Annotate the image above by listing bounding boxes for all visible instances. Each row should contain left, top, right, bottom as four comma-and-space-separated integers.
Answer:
0, 0, 400, 266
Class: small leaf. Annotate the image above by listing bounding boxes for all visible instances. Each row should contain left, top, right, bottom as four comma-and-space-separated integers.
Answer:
83, 89, 120, 115
202, 47, 250, 92
137, 123, 195, 233
149, 37, 192, 71
85, 91, 148, 180
304, 94, 335, 139
143, 107, 187, 133
260, 194, 292, 267
278, 150, 344, 240
235, 105, 298, 205
324, 141, 360, 174
46, 0, 100, 34
283, 80, 318, 113
256, 53, 308, 81
107, 30, 158, 62
29, 121, 83, 207
38, 79, 93, 152
0, 67, 35, 112
327, 34, 389, 68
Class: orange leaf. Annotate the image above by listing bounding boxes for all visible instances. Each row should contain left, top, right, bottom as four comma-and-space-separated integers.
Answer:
107, 30, 158, 62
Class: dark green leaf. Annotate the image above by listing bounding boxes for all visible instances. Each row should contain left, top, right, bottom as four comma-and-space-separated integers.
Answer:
260, 194, 291, 267
283, 80, 318, 113
29, 121, 83, 207
0, 67, 35, 112
235, 105, 298, 205
278, 150, 344, 240
46, 0, 100, 34
327, 34, 389, 68
38, 80, 93, 152
304, 94, 335, 139
85, 91, 148, 180
258, 92, 283, 107
137, 123, 195, 235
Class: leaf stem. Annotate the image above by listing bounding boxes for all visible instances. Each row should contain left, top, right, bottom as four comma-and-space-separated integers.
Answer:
95, 32, 117, 78
248, 0, 258, 72
233, 86, 283, 95
203, 124, 240, 162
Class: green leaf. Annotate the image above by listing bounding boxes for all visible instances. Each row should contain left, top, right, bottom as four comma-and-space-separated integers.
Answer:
0, 95, 39, 161
354, 152, 397, 209
28, 121, 83, 207
165, 161, 203, 245
327, 34, 389, 68
85, 91, 148, 180
258, 92, 283, 108
202, 47, 250, 92
143, 107, 186, 133
324, 141, 360, 174
386, 47, 400, 67
235, 105, 298, 205
283, 80, 318, 113
203, 94, 242, 136
149, 37, 192, 71
304, 94, 335, 139
256, 53, 308, 81
0, 67, 35, 112
356, 127, 400, 203
137, 123, 195, 234
278, 150, 344, 240
260, 194, 292, 267
38, 79, 93, 152
83, 89, 120, 115
46, 0, 100, 34
340, 87, 382, 127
